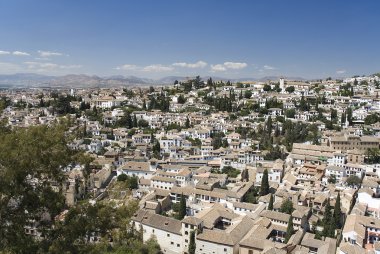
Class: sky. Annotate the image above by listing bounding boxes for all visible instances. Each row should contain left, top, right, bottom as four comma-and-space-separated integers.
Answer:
0, 0, 379, 79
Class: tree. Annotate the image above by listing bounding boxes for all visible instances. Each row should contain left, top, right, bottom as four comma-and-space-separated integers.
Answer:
328, 174, 337, 184
244, 90, 252, 99
220, 166, 240, 178
47, 200, 158, 253
266, 116, 272, 133
365, 113, 380, 125
177, 194, 187, 220
127, 176, 139, 189
192, 76, 203, 89
268, 194, 274, 211
133, 114, 138, 127
285, 216, 294, 243
244, 187, 259, 204
126, 112, 133, 129
285, 109, 296, 118
241, 168, 249, 182
346, 107, 353, 125
322, 200, 335, 237
330, 109, 338, 123
346, 175, 361, 187
185, 117, 190, 128
178, 94, 186, 104
188, 230, 196, 254
39, 98, 45, 107
340, 112, 346, 126
142, 99, 147, 110
260, 169, 270, 196
299, 94, 309, 111
263, 84, 271, 92
117, 174, 128, 182
207, 77, 213, 88
367, 148, 380, 164
280, 199, 294, 214
138, 119, 149, 128
333, 193, 342, 229
0, 124, 85, 253
285, 86, 295, 93
152, 141, 161, 159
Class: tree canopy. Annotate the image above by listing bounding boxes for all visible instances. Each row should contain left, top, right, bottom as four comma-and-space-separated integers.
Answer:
0, 124, 160, 254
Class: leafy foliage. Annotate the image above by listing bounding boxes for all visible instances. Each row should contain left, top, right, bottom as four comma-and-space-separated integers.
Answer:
117, 174, 138, 189
280, 199, 294, 214
221, 166, 240, 178
346, 175, 361, 187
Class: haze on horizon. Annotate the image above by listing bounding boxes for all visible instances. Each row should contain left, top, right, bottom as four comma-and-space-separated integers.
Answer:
0, 0, 379, 79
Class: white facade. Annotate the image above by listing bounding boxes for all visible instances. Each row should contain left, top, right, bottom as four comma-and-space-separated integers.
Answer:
196, 240, 234, 254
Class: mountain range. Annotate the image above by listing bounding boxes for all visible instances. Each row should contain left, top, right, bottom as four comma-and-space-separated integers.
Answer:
0, 73, 306, 88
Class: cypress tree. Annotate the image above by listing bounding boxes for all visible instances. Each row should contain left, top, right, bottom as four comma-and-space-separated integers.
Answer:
347, 107, 352, 125
285, 216, 294, 243
152, 141, 161, 159
260, 169, 270, 196
133, 115, 138, 128
328, 215, 336, 238
322, 200, 332, 237
126, 112, 132, 129
178, 194, 186, 220
333, 193, 342, 229
241, 168, 249, 182
341, 112, 346, 126
83, 121, 87, 137
274, 124, 280, 137
268, 194, 274, 211
188, 230, 196, 254
266, 116, 272, 133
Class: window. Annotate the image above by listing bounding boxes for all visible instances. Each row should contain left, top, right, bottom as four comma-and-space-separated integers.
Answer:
167, 234, 170, 237
224, 248, 227, 252
177, 244, 180, 247
171, 242, 174, 245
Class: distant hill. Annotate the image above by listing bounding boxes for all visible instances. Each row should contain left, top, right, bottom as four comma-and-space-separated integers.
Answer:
0, 73, 306, 88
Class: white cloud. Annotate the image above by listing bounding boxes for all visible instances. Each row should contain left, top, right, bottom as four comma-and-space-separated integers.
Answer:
59, 65, 82, 69
35, 57, 50, 61
0, 51, 10, 55
116, 64, 138, 70
0, 62, 21, 73
13, 51, 30, 56
210, 61, 247, 72
24, 61, 58, 70
142, 64, 173, 72
210, 64, 227, 72
173, 61, 207, 68
115, 64, 174, 72
38, 50, 63, 57
24, 61, 81, 72
263, 65, 275, 70
336, 70, 346, 74
223, 62, 247, 69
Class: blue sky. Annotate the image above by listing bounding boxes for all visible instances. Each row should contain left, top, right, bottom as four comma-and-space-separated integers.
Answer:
0, 0, 379, 79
